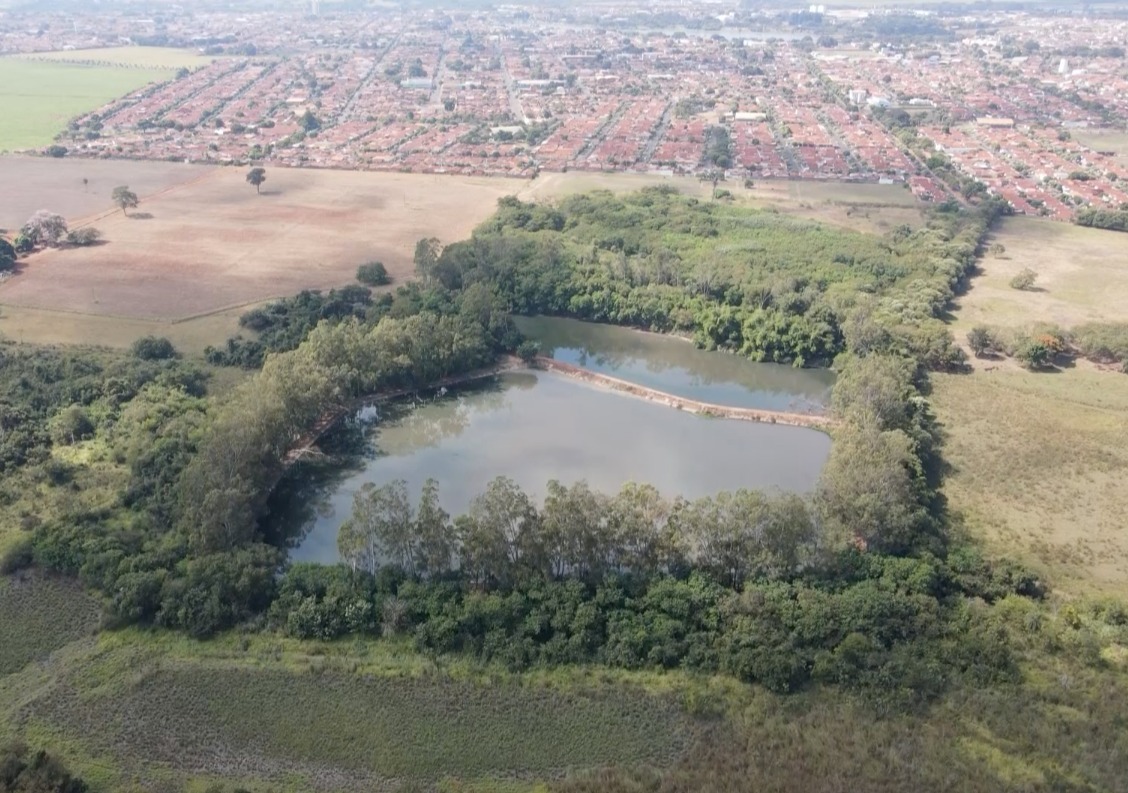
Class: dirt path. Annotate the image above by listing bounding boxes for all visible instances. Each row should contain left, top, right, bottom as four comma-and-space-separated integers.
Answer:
530, 357, 835, 430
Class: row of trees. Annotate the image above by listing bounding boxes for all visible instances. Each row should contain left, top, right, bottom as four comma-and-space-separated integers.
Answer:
338, 478, 818, 589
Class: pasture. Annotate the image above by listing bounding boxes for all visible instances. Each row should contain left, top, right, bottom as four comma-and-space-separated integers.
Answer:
0, 161, 525, 338
1072, 127, 1128, 167
931, 368, 1128, 596
0, 58, 173, 151
934, 215, 1128, 595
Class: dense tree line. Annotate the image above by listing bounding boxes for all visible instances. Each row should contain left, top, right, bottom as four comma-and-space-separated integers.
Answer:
1074, 208, 1128, 233
204, 285, 387, 368
8, 285, 518, 636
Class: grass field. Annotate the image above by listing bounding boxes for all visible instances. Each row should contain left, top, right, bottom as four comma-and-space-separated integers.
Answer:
18, 46, 218, 70
0, 626, 700, 792
0, 156, 213, 229
3, 614, 1126, 793
934, 215, 1128, 596
0, 574, 100, 675
932, 369, 1128, 595
0, 59, 173, 151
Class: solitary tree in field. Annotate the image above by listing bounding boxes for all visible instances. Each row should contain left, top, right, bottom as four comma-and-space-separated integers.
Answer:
246, 166, 267, 194
1009, 267, 1038, 291
967, 325, 993, 358
112, 185, 139, 216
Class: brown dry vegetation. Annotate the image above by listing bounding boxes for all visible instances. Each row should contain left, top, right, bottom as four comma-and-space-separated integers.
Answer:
1, 165, 524, 322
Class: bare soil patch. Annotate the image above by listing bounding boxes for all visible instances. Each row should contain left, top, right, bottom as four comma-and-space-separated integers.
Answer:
1, 164, 525, 322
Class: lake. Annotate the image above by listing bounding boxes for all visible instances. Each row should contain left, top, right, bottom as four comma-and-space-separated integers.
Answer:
515, 315, 834, 414
276, 320, 835, 564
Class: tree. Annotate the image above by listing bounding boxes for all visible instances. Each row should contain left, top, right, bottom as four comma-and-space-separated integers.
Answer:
22, 211, 68, 247
356, 261, 390, 286
0, 238, 14, 272
111, 186, 139, 216
0, 741, 89, 793
414, 478, 456, 576
1009, 267, 1038, 290
131, 335, 177, 360
816, 421, 929, 555
413, 237, 442, 284
50, 405, 95, 445
340, 480, 416, 572
246, 167, 267, 194
967, 325, 992, 357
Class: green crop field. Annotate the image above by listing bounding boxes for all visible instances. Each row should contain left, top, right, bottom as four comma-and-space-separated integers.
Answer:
0, 58, 173, 150
19, 46, 220, 70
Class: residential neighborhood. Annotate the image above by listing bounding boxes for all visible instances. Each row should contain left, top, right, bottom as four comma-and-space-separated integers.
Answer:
4, 1, 1127, 221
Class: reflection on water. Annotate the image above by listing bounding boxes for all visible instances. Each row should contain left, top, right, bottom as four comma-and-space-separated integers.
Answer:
275, 370, 832, 564
515, 315, 835, 413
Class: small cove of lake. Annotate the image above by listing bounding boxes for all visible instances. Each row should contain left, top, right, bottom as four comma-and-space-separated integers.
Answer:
515, 315, 834, 414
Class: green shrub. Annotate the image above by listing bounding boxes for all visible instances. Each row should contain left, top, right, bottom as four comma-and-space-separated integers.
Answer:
357, 261, 391, 286
1009, 268, 1038, 290
130, 336, 177, 361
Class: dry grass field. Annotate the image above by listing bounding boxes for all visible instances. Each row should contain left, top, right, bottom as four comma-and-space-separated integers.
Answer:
0, 156, 211, 229
1, 162, 525, 331
949, 216, 1128, 336
2, 162, 922, 349
934, 216, 1128, 596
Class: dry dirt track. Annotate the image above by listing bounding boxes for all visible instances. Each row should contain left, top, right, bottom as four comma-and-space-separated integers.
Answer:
1, 161, 526, 322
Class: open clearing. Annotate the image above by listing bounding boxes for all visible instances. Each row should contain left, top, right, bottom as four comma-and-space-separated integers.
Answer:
934, 216, 1128, 596
0, 59, 173, 151
17, 46, 219, 70
949, 216, 1128, 335
1, 161, 917, 349
0, 161, 525, 324
931, 368, 1128, 596
1072, 127, 1128, 167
